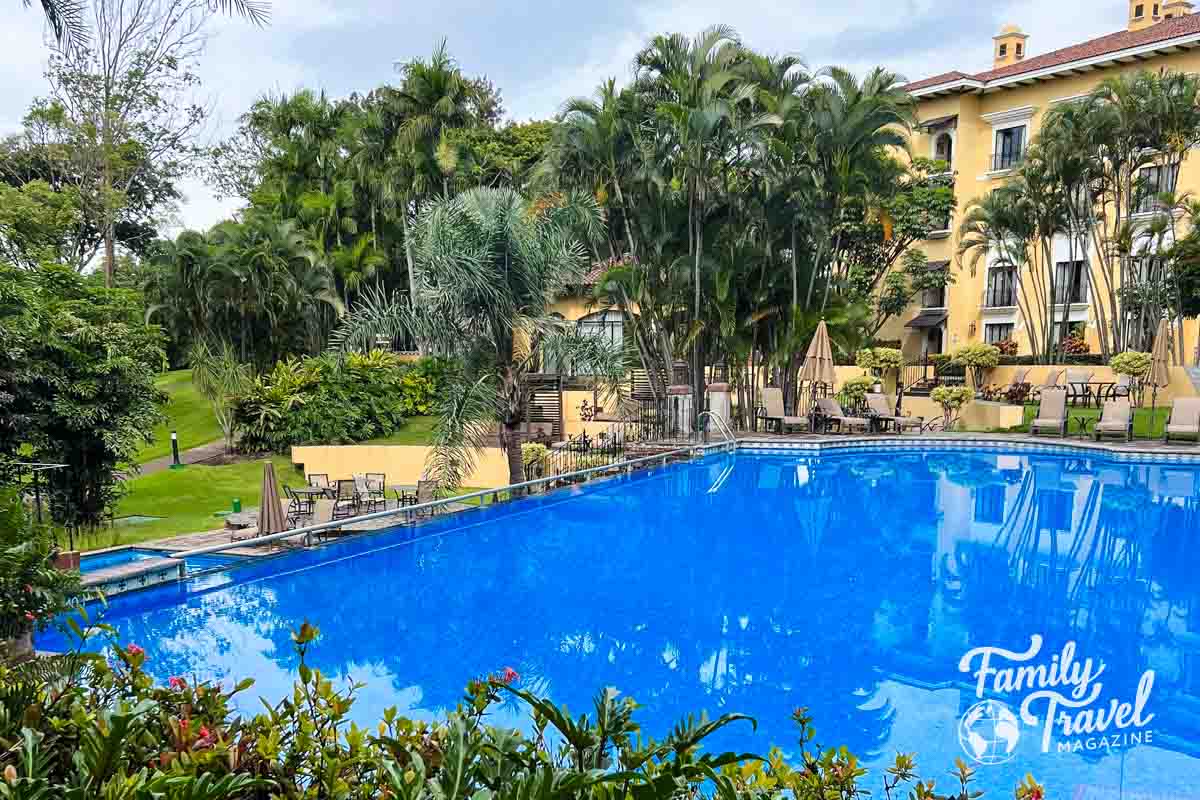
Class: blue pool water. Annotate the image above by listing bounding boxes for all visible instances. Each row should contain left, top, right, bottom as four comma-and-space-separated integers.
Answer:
39, 448, 1200, 796
79, 547, 242, 574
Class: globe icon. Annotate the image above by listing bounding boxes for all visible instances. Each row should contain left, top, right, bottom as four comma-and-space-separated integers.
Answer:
958, 699, 1021, 765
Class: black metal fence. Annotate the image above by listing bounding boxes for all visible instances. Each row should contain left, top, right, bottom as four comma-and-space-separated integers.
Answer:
524, 400, 668, 484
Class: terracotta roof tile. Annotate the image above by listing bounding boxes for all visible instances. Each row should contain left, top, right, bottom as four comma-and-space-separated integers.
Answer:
907, 14, 1200, 92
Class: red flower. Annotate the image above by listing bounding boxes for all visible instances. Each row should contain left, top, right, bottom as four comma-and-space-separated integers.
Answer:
23, 612, 35, 622
168, 676, 185, 690
501, 666, 519, 685
198, 726, 211, 740
126, 643, 144, 656
23, 585, 33, 593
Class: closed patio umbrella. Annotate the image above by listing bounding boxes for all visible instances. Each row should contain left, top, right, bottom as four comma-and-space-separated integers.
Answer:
1149, 317, 1172, 439
797, 319, 836, 419
259, 461, 288, 537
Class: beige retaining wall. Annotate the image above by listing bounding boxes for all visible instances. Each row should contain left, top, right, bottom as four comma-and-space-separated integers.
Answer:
291, 445, 512, 488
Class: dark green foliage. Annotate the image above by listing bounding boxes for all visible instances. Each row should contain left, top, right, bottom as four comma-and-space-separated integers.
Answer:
0, 619, 1044, 799
0, 265, 167, 531
232, 353, 454, 452
0, 489, 82, 642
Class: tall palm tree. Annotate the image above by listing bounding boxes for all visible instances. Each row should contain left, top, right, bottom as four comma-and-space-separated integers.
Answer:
26, 0, 269, 51
330, 188, 623, 488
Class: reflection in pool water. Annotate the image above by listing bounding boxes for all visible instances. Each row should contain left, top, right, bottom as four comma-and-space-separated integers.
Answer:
39, 448, 1200, 797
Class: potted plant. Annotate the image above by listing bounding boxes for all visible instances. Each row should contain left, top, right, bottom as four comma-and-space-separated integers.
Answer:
840, 375, 876, 413
855, 347, 903, 394
930, 385, 975, 432
1, 489, 83, 662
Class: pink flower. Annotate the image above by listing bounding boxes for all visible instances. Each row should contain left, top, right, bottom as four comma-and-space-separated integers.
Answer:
501, 666, 519, 685
198, 726, 211, 740
23, 585, 33, 593
126, 643, 144, 656
168, 676, 185, 690
23, 612, 35, 622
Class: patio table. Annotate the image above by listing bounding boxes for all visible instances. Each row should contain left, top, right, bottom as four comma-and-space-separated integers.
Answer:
291, 486, 333, 501
1070, 381, 1116, 409
390, 484, 419, 506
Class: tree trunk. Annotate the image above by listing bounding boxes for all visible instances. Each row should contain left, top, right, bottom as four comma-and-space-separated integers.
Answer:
502, 420, 525, 488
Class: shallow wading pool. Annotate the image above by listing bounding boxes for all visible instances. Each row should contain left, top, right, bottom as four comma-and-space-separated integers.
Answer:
39, 447, 1200, 796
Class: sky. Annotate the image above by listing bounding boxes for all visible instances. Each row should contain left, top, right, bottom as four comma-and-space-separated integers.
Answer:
1, 0, 1134, 232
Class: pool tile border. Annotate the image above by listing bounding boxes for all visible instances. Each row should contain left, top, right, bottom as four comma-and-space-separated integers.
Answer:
735, 435, 1200, 463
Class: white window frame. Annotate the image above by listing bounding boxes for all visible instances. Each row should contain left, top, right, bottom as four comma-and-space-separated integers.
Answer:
981, 106, 1036, 178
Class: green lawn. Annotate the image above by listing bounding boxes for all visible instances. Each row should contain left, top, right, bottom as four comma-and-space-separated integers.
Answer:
135, 370, 223, 463
1005, 403, 1172, 439
364, 416, 439, 445
81, 455, 300, 551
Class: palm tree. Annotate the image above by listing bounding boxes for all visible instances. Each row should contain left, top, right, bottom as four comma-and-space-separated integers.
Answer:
26, 0, 269, 51
331, 188, 623, 488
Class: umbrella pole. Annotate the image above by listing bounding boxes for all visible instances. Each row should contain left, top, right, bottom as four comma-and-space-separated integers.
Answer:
1151, 385, 1158, 441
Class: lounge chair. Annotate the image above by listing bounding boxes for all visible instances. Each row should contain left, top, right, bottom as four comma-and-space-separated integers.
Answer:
1093, 399, 1133, 442
815, 397, 871, 434
1065, 369, 1094, 406
1030, 388, 1068, 437
761, 387, 810, 433
1163, 398, 1200, 443
866, 394, 923, 433
331, 479, 358, 520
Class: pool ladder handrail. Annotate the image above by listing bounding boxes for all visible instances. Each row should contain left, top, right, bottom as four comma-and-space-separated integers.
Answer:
696, 411, 737, 446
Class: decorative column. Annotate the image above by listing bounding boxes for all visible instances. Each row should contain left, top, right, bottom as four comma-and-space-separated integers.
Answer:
666, 385, 694, 439
706, 382, 731, 431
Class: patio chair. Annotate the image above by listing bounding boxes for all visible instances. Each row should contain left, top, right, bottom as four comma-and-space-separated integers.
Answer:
1030, 388, 1068, 437
1093, 399, 1133, 442
364, 472, 388, 512
815, 397, 871, 434
1109, 375, 1133, 401
410, 479, 441, 519
331, 479, 359, 520
866, 394, 923, 434
1065, 369, 1094, 406
307, 474, 331, 494
283, 486, 314, 528
1163, 398, 1200, 444
761, 387, 810, 434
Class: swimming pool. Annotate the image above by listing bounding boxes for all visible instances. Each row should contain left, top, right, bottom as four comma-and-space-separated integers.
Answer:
39, 447, 1200, 796
79, 547, 243, 574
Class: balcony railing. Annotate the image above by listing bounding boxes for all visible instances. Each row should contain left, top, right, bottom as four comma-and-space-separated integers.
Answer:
984, 282, 1016, 308
921, 288, 946, 309
990, 150, 1026, 172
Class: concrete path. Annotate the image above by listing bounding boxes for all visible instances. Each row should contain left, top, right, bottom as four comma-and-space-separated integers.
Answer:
137, 440, 228, 476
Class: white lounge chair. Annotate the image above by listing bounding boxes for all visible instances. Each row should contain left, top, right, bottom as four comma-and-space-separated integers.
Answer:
761, 387, 810, 434
1030, 388, 1068, 437
1163, 398, 1200, 444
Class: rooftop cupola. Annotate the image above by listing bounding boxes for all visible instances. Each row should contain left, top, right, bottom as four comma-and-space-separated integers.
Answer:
993, 24, 1029, 69
1163, 0, 1195, 19
1128, 1, 1161, 30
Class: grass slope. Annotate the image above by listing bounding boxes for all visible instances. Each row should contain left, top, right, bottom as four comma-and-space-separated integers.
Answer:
135, 370, 223, 463
364, 416, 439, 445
1008, 403, 1171, 438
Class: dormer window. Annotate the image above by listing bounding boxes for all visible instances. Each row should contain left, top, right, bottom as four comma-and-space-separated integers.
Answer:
1135, 3, 1145, 17
1016, 43, 1024, 57
999, 43, 1008, 57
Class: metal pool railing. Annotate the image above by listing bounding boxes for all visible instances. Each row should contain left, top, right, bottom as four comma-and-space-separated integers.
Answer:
173, 439, 736, 562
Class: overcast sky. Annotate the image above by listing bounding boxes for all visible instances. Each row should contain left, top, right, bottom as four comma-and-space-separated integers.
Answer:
2, 0, 1132, 232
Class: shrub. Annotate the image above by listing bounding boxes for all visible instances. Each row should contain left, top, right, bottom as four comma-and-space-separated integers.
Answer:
1110, 351, 1152, 379
0, 489, 82, 658
995, 338, 1018, 356
521, 442, 548, 467
1059, 332, 1091, 355
0, 619, 1043, 799
234, 353, 455, 452
855, 347, 902, 373
930, 385, 974, 430
840, 374, 876, 409
950, 344, 1001, 388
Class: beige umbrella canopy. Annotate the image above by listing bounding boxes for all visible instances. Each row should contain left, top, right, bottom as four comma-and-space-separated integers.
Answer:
259, 461, 288, 536
798, 319, 836, 387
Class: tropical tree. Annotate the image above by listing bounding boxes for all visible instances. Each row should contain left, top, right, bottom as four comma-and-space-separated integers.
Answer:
331, 187, 623, 487
23, 0, 269, 51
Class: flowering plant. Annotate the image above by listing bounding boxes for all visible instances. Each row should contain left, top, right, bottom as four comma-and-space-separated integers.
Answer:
1110, 351, 1152, 379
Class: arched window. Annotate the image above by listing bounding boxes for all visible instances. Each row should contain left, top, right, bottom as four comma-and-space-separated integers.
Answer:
576, 310, 624, 348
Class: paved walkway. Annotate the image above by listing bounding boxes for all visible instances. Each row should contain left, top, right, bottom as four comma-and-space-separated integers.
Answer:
137, 440, 228, 476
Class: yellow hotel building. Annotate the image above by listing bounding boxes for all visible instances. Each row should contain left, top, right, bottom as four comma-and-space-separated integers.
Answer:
885, 0, 1200, 362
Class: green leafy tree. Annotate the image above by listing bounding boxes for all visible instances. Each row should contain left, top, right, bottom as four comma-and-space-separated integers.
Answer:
0, 264, 166, 535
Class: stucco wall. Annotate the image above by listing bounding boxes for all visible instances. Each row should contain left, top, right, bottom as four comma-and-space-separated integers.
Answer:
290, 445, 512, 488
